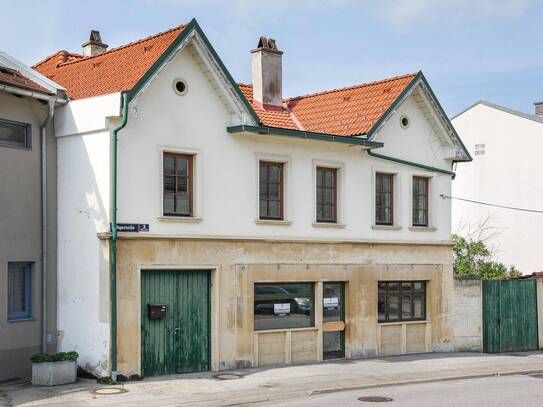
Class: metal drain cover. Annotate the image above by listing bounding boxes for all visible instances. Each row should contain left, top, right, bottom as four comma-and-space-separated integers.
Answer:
358, 396, 394, 402
212, 373, 243, 380
92, 387, 128, 395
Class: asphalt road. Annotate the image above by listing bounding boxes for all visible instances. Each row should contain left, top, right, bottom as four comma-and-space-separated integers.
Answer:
268, 374, 543, 407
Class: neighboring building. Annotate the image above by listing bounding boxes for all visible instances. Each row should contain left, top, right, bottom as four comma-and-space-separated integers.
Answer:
33, 19, 470, 378
0, 52, 66, 380
452, 101, 543, 274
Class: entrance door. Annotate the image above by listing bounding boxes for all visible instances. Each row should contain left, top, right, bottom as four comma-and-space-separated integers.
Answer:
141, 270, 211, 377
323, 282, 345, 359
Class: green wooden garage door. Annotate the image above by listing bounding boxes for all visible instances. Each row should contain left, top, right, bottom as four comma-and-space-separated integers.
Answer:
141, 270, 210, 377
483, 279, 538, 353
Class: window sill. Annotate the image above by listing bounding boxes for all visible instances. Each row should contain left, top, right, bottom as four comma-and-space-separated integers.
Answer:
409, 226, 437, 232
255, 219, 292, 226
8, 317, 35, 323
372, 225, 402, 231
378, 320, 428, 326
312, 222, 346, 229
254, 326, 318, 334
157, 216, 203, 223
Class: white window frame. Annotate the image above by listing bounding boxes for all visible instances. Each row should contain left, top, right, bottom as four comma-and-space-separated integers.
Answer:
255, 153, 292, 225
312, 159, 346, 227
371, 166, 401, 230
409, 170, 436, 231
157, 146, 203, 222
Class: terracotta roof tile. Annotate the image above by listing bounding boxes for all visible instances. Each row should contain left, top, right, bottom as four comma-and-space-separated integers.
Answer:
33, 25, 186, 100
0, 66, 53, 95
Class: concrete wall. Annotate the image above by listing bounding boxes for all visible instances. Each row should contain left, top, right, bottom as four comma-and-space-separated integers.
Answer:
453, 279, 482, 352
0, 92, 57, 380
452, 104, 543, 274
112, 237, 454, 376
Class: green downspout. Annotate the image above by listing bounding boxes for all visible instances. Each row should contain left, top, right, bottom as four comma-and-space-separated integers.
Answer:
367, 150, 456, 178
110, 92, 129, 381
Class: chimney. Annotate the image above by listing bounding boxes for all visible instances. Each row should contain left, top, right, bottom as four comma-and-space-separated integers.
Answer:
534, 101, 543, 116
82, 30, 108, 57
251, 37, 283, 108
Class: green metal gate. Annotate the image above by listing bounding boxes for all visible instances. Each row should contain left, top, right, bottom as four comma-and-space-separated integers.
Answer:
141, 270, 211, 377
483, 279, 538, 353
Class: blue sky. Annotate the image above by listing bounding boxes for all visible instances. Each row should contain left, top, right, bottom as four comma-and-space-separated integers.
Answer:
3, 0, 543, 116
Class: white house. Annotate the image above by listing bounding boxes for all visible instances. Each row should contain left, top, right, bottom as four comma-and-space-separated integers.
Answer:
452, 100, 543, 275
34, 19, 470, 379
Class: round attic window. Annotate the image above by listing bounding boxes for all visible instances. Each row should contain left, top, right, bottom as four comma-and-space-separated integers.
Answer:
400, 115, 410, 129
173, 79, 188, 95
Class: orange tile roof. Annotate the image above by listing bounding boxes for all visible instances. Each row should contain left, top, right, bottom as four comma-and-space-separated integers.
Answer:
33, 25, 186, 100
0, 66, 53, 95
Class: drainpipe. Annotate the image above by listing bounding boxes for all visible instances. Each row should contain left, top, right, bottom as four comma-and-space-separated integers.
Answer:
366, 150, 456, 178
110, 92, 129, 381
40, 99, 54, 354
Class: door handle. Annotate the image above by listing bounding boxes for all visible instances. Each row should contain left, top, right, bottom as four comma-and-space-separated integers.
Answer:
174, 327, 181, 335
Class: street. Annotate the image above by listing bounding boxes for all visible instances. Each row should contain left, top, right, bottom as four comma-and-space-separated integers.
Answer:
270, 374, 543, 407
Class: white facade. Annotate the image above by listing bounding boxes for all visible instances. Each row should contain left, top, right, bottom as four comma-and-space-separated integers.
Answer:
54, 35, 463, 374
452, 101, 543, 274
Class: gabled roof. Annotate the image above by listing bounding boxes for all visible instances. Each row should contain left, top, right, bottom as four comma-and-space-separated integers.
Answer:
452, 100, 543, 125
33, 25, 186, 100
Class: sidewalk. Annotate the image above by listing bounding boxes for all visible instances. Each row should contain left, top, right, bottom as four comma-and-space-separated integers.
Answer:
2, 352, 543, 407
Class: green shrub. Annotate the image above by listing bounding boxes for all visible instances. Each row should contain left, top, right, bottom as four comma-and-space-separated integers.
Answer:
31, 351, 79, 363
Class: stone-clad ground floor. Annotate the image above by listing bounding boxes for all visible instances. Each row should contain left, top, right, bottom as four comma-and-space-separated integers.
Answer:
103, 236, 454, 378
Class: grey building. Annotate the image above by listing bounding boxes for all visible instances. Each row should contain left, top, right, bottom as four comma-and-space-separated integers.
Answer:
0, 52, 66, 380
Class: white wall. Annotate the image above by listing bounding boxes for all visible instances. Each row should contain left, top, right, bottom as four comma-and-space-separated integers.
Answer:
117, 46, 454, 243
55, 96, 115, 376
452, 104, 543, 274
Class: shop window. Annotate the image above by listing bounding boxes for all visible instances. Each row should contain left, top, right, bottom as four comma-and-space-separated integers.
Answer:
254, 283, 315, 331
8, 262, 32, 321
378, 281, 426, 323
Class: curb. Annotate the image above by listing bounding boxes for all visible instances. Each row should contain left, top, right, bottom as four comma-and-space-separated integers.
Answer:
308, 368, 543, 395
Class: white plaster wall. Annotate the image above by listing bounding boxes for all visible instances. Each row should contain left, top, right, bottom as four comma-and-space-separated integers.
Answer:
452, 104, 543, 274
117, 46, 454, 243
56, 96, 112, 375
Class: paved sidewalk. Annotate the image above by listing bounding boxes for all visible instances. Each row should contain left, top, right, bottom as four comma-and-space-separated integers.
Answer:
2, 352, 543, 407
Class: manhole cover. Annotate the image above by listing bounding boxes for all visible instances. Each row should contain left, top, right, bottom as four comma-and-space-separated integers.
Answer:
358, 396, 394, 402
212, 373, 243, 380
92, 387, 128, 395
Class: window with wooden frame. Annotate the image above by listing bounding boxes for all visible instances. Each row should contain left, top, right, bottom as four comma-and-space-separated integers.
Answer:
163, 152, 193, 217
259, 161, 284, 220
412, 176, 429, 226
0, 119, 31, 149
378, 281, 426, 323
375, 173, 394, 225
8, 262, 32, 321
316, 167, 337, 223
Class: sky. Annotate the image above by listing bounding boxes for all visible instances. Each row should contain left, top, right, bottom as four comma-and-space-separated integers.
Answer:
2, 0, 543, 117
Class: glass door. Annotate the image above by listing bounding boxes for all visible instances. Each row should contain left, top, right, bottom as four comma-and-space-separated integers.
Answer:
323, 282, 345, 359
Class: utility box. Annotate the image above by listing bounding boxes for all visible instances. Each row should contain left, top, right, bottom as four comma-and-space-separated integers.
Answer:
148, 304, 167, 320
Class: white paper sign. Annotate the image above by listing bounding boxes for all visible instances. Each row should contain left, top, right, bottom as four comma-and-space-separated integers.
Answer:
324, 297, 339, 308
274, 303, 291, 315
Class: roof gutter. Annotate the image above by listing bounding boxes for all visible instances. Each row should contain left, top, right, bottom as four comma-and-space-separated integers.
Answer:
367, 150, 456, 178
110, 92, 128, 381
0, 83, 68, 104
227, 125, 384, 148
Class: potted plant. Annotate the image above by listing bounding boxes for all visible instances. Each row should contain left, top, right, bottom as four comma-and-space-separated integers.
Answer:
31, 351, 79, 386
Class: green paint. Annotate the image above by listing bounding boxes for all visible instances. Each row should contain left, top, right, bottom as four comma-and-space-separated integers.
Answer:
141, 270, 211, 377
227, 125, 384, 148
367, 150, 456, 178
483, 279, 539, 353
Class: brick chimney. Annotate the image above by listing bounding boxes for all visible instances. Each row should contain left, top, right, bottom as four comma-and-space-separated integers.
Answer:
82, 30, 108, 57
534, 101, 543, 116
251, 37, 283, 109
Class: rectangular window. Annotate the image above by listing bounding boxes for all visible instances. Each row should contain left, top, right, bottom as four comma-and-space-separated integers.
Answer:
254, 283, 315, 331
163, 152, 193, 217
7, 262, 32, 321
259, 161, 284, 220
412, 176, 429, 226
316, 167, 337, 223
378, 281, 426, 323
0, 119, 30, 149
375, 173, 394, 225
